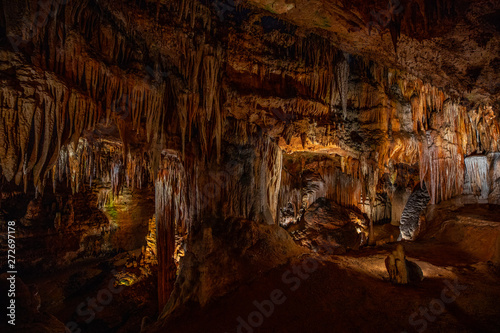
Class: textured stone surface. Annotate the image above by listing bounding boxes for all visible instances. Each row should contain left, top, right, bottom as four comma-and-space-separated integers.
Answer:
399, 184, 430, 240
425, 200, 500, 264
0, 185, 153, 273
488, 153, 500, 205
385, 244, 423, 284
159, 217, 303, 317
0, 0, 499, 212
290, 197, 367, 253
0, 189, 112, 272
249, 0, 500, 106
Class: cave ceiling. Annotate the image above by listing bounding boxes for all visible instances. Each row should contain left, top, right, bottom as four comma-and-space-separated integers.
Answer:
249, 0, 500, 106
0, 0, 499, 208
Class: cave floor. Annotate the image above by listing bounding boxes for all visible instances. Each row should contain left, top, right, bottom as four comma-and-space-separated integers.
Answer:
155, 246, 500, 333
153, 205, 500, 333
19, 205, 500, 333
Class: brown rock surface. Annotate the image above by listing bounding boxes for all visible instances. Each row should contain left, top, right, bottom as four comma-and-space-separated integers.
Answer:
158, 217, 303, 318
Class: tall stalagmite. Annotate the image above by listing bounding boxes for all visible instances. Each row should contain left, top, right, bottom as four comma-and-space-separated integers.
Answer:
155, 153, 188, 310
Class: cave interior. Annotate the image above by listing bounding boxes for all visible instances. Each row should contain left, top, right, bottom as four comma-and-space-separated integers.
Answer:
0, 0, 500, 332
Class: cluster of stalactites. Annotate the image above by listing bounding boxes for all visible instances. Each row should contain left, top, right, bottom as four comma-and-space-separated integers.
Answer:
415, 102, 499, 204
227, 34, 351, 120
185, 135, 283, 225
0, 0, 229, 194
277, 169, 303, 224
175, 34, 225, 162
49, 138, 152, 197
418, 131, 464, 204
335, 53, 350, 118
366, 72, 499, 204
278, 156, 371, 224
0, 63, 101, 192
463, 155, 490, 200
0, 47, 166, 194
228, 46, 497, 207
234, 31, 500, 212
258, 137, 283, 223
322, 157, 367, 209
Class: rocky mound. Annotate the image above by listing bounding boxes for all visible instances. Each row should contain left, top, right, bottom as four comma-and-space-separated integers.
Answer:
156, 218, 304, 320
289, 198, 368, 254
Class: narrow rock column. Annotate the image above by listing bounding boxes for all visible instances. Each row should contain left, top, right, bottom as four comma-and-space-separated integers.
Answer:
155, 154, 187, 310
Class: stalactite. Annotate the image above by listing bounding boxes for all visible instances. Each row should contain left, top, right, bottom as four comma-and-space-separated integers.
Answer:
335, 54, 349, 119
330, 67, 338, 112
110, 160, 124, 198
228, 93, 330, 121
277, 168, 303, 225
0, 38, 168, 191
278, 155, 369, 225
1, 0, 499, 232
419, 131, 464, 205
464, 155, 489, 200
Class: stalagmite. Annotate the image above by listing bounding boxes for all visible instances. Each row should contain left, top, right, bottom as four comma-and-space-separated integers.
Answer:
385, 244, 423, 284
155, 153, 188, 310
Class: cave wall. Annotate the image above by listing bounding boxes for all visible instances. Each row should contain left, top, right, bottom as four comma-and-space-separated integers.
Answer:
0, 186, 112, 272
0, 178, 155, 273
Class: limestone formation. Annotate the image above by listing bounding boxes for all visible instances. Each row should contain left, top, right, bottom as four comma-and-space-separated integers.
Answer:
399, 184, 431, 240
385, 244, 423, 284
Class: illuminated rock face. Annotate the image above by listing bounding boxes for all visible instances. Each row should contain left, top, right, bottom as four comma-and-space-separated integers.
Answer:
464, 156, 490, 202
293, 197, 367, 253
1, 0, 499, 202
159, 217, 303, 317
